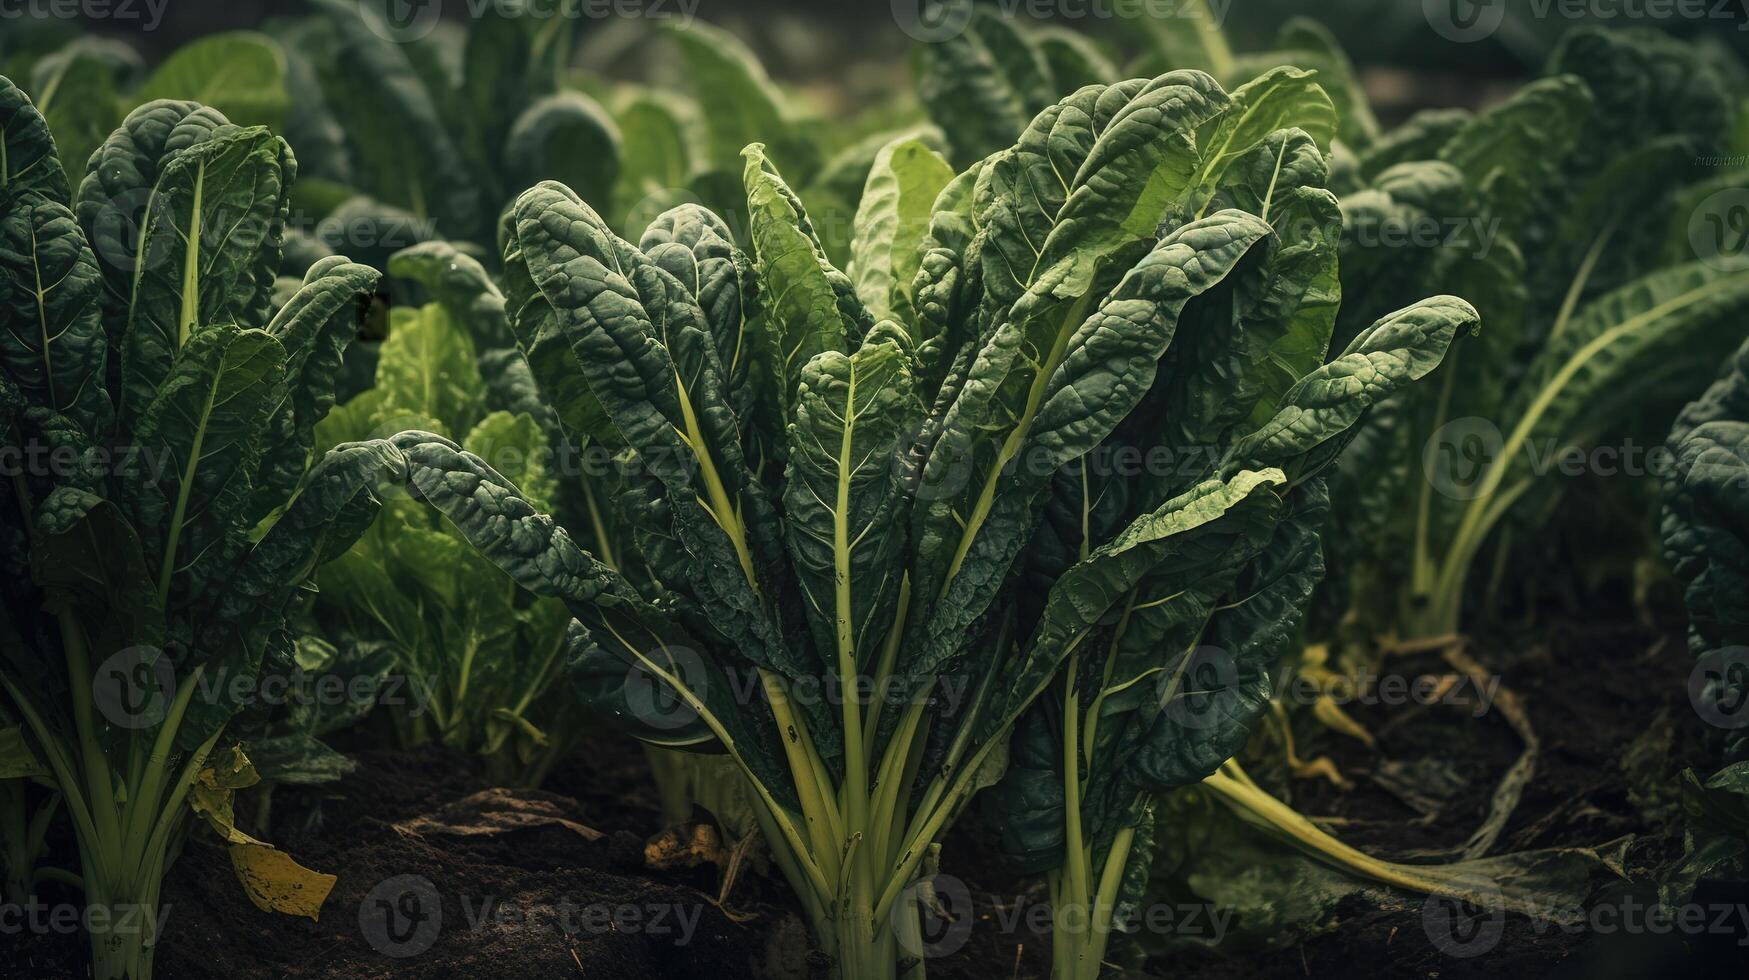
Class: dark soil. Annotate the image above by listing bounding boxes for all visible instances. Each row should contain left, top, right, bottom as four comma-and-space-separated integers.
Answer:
1158, 618, 1749, 980
4, 617, 1743, 978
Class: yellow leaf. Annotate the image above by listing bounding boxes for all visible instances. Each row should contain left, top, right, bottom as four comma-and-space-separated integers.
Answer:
227, 843, 338, 921
190, 744, 336, 920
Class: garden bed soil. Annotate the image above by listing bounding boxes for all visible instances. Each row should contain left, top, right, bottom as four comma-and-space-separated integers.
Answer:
3, 614, 1744, 978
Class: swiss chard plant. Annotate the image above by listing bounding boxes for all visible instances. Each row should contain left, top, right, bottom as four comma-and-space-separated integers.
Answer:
1323, 28, 1749, 644
369, 60, 1472, 977
310, 245, 578, 785
0, 78, 388, 979
969, 82, 1475, 980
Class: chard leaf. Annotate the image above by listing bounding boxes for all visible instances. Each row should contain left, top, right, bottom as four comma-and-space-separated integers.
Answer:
1663, 339, 1749, 763
638, 203, 765, 445
610, 89, 700, 224
910, 205, 1272, 678
499, 190, 617, 449
1240, 18, 1376, 152
117, 126, 292, 429
1226, 294, 1479, 480
1134, 0, 1232, 77
463, 410, 555, 515
456, 8, 545, 157
1333, 160, 1470, 347
0, 193, 112, 439
783, 341, 922, 676
850, 136, 955, 328
501, 182, 789, 680
1139, 480, 1328, 787
307, 0, 482, 239
742, 144, 864, 407
1548, 28, 1733, 182
667, 20, 811, 178
29, 43, 127, 195
909, 158, 984, 357
30, 487, 163, 656
0, 74, 71, 202
1184, 66, 1336, 216
1495, 265, 1749, 502
391, 433, 797, 806
373, 302, 483, 439
76, 98, 231, 321
981, 467, 1287, 862
1435, 74, 1591, 236
1351, 107, 1471, 186
1031, 27, 1116, 95
1002, 468, 1286, 729
130, 323, 285, 603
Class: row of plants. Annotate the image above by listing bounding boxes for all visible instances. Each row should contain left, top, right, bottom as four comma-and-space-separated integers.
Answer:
1, 4, 1746, 978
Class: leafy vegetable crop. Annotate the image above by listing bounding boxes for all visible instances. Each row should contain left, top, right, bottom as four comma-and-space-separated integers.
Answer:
0, 77, 384, 979
1329, 28, 1749, 642
312, 249, 577, 785
361, 56, 1475, 976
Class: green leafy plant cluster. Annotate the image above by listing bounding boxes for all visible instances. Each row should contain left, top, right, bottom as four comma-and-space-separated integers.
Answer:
359, 53, 1478, 975
310, 247, 578, 786
0, 74, 388, 979
1329, 27, 1749, 642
